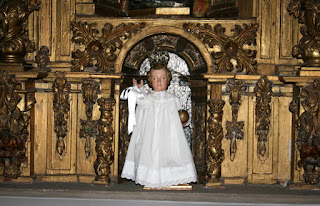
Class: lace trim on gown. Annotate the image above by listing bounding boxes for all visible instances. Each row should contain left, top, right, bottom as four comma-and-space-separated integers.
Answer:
121, 160, 197, 188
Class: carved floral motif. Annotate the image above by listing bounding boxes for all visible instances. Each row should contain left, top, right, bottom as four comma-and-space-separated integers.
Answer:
288, 0, 320, 66
183, 23, 258, 74
225, 79, 245, 161
290, 79, 320, 184
52, 72, 71, 157
71, 21, 146, 72
79, 80, 99, 158
255, 76, 272, 163
0, 72, 35, 178
206, 99, 225, 184
0, 0, 40, 63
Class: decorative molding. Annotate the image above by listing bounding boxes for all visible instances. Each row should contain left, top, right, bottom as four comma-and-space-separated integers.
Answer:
288, 0, 320, 66
94, 98, 116, 184
289, 79, 320, 184
35, 46, 50, 71
0, 72, 35, 178
52, 72, 71, 158
254, 76, 272, 163
0, 0, 40, 63
183, 23, 258, 74
206, 99, 225, 185
71, 21, 146, 72
225, 79, 245, 161
79, 80, 100, 158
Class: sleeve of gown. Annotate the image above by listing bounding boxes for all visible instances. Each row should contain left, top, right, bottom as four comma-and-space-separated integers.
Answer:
120, 86, 145, 134
174, 96, 182, 111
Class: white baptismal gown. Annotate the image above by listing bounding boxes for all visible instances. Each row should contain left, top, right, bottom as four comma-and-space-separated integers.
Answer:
121, 89, 197, 188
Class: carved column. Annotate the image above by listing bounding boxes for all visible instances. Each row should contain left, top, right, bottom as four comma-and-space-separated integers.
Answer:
206, 99, 225, 186
93, 98, 116, 184
0, 0, 40, 64
288, 0, 320, 66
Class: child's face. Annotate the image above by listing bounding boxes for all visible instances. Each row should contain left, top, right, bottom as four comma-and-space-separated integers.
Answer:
150, 68, 168, 92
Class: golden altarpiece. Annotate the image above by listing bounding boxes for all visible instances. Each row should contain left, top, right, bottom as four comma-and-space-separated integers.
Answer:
0, 0, 319, 188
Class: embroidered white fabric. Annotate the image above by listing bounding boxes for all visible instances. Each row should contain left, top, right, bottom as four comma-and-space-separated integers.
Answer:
121, 160, 197, 188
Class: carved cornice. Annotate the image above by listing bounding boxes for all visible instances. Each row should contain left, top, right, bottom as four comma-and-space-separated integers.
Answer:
254, 76, 272, 163
0, 0, 40, 63
0, 72, 35, 178
225, 79, 245, 161
206, 99, 225, 185
183, 23, 258, 74
52, 72, 71, 158
71, 21, 146, 73
288, 0, 320, 66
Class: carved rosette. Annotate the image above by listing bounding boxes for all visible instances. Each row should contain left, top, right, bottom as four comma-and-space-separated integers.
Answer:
52, 72, 71, 158
94, 98, 116, 184
288, 0, 320, 66
71, 21, 146, 72
0, 0, 40, 63
0, 72, 35, 178
79, 80, 99, 158
289, 79, 320, 184
225, 79, 245, 161
206, 99, 225, 184
183, 23, 258, 74
254, 76, 272, 163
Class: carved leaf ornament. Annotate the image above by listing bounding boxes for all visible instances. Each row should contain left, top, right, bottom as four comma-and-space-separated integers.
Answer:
71, 22, 146, 72
183, 23, 258, 74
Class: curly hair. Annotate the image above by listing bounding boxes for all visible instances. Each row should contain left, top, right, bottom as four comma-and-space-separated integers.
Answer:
146, 64, 172, 87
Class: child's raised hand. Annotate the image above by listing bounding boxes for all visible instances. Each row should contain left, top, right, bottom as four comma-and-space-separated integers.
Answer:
133, 78, 143, 89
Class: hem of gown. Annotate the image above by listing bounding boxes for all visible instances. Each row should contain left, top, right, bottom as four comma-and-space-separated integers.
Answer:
121, 160, 197, 188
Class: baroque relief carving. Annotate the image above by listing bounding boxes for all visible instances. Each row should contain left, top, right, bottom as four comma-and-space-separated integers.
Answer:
288, 0, 320, 66
0, 72, 35, 178
225, 79, 245, 161
71, 21, 146, 72
52, 72, 71, 158
206, 99, 225, 184
255, 76, 272, 163
0, 0, 40, 63
118, 101, 130, 175
289, 79, 320, 184
79, 80, 99, 158
94, 98, 116, 184
183, 23, 258, 74
35, 46, 50, 71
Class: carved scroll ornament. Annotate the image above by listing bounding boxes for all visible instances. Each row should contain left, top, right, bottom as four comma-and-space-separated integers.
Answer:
80, 80, 99, 158
255, 76, 272, 163
71, 21, 146, 73
0, 72, 35, 178
206, 99, 225, 184
288, 0, 320, 66
52, 72, 71, 158
290, 79, 320, 184
0, 0, 40, 63
94, 98, 116, 184
225, 79, 245, 161
183, 23, 258, 74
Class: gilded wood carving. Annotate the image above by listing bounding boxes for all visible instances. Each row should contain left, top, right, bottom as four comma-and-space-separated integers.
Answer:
290, 79, 320, 184
80, 80, 99, 158
0, 72, 35, 178
94, 98, 115, 184
183, 23, 258, 74
118, 102, 129, 176
255, 76, 272, 163
206, 99, 225, 184
35, 46, 50, 71
0, 0, 40, 63
288, 0, 320, 66
52, 72, 71, 158
225, 79, 245, 161
71, 21, 146, 72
